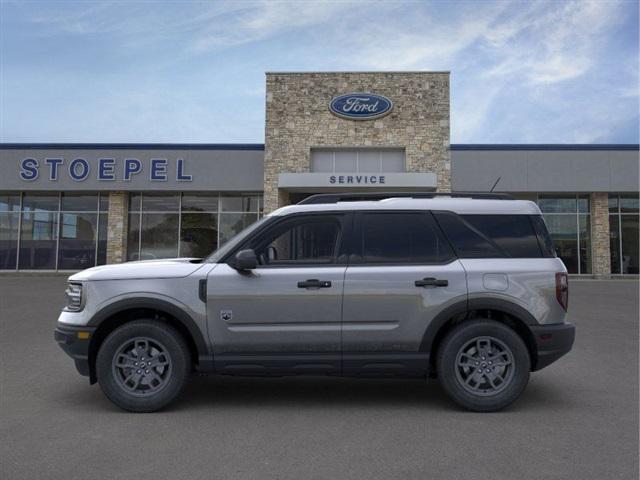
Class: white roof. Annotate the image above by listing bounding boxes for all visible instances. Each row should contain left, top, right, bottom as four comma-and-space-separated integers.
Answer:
271, 196, 542, 216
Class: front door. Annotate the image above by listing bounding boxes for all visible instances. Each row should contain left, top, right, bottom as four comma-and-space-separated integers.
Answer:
342, 211, 467, 374
207, 213, 350, 374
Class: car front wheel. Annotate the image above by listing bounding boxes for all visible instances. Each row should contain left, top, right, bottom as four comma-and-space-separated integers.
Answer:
96, 320, 191, 412
436, 319, 530, 412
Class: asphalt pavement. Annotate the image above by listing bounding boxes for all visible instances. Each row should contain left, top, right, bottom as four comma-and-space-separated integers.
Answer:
1, 276, 638, 480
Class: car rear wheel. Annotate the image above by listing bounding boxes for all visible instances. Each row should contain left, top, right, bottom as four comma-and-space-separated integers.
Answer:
436, 319, 530, 412
96, 320, 191, 412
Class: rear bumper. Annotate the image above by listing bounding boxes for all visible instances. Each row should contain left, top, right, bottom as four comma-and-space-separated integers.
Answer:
530, 322, 576, 371
54, 324, 96, 378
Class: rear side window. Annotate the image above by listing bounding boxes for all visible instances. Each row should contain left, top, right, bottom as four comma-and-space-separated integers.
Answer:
434, 212, 545, 258
358, 212, 454, 264
461, 215, 543, 258
433, 212, 503, 258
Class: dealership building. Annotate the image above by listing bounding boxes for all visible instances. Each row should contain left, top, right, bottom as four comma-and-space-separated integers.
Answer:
0, 72, 638, 276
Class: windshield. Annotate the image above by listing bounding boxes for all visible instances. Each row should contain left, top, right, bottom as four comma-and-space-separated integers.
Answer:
204, 215, 272, 263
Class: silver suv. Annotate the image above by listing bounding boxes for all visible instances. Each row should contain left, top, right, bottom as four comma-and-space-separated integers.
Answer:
55, 193, 575, 412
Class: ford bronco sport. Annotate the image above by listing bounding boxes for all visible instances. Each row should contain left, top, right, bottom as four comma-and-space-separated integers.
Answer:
55, 193, 575, 412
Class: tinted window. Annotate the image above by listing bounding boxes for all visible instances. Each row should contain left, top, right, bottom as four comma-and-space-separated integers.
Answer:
253, 216, 341, 265
359, 212, 454, 264
530, 215, 556, 258
462, 215, 542, 258
434, 212, 502, 258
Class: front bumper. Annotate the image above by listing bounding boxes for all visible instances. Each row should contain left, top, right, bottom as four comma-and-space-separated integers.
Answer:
54, 324, 96, 378
530, 322, 576, 371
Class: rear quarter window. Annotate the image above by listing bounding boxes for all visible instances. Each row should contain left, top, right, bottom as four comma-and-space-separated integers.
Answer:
461, 215, 543, 258
434, 212, 545, 258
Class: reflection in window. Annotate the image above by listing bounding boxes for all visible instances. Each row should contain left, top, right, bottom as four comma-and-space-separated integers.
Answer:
140, 213, 179, 260
58, 213, 98, 269
180, 213, 218, 258
19, 211, 58, 269
219, 213, 259, 246
609, 194, 639, 274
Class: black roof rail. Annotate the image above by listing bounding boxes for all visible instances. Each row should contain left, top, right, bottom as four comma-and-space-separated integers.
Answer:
297, 192, 514, 205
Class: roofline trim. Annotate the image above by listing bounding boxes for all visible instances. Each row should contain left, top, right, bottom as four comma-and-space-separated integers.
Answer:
0, 143, 636, 151
450, 144, 639, 151
265, 71, 450, 74
0, 143, 265, 151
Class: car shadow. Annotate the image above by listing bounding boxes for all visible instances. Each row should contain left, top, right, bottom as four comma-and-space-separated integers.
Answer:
55, 374, 576, 414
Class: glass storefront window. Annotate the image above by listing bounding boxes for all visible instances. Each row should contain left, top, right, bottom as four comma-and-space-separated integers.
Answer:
128, 192, 262, 261
0, 192, 108, 270
620, 194, 639, 214
182, 193, 219, 212
538, 194, 591, 274
140, 213, 179, 260
19, 211, 58, 269
0, 192, 20, 212
180, 213, 218, 258
538, 195, 576, 214
58, 212, 98, 269
142, 193, 180, 212
21, 193, 59, 212
609, 194, 639, 274
0, 212, 19, 269
219, 213, 259, 245
127, 213, 141, 261
220, 195, 261, 213
61, 193, 99, 211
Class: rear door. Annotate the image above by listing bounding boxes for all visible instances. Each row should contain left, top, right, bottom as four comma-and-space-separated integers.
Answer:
341, 211, 467, 374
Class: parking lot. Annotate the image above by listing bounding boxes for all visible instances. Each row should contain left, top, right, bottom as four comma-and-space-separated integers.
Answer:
0, 277, 638, 480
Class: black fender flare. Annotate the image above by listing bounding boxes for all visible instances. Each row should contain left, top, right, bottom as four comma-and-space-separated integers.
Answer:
87, 297, 210, 358
420, 297, 539, 353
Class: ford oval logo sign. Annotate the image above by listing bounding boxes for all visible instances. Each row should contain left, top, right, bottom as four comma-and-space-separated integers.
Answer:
329, 93, 393, 120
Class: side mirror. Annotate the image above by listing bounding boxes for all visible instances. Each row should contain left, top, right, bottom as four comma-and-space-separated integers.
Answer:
232, 249, 258, 271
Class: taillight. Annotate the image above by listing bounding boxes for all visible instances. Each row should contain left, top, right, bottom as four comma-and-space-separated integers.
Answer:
555, 272, 569, 311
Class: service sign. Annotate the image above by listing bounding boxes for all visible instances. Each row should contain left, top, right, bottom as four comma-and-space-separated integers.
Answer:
329, 93, 393, 120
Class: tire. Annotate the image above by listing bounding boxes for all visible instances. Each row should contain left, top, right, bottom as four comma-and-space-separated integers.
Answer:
436, 319, 530, 412
96, 320, 191, 412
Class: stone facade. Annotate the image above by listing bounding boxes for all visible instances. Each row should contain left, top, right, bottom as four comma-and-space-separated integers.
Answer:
106, 191, 129, 264
590, 192, 611, 277
264, 72, 450, 212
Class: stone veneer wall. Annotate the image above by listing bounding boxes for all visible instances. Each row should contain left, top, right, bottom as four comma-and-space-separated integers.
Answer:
590, 192, 611, 277
264, 72, 450, 212
106, 191, 129, 264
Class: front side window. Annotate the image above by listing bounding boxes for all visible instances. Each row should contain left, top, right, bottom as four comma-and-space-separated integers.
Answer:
251, 215, 342, 266
358, 212, 454, 264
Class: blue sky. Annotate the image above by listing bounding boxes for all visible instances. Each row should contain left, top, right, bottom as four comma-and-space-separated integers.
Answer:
1, 0, 638, 144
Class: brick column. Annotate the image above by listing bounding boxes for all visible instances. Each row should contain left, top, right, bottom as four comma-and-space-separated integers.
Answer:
106, 191, 129, 264
591, 192, 611, 277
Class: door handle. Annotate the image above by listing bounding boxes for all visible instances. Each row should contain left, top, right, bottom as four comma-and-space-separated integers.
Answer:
297, 279, 332, 289
415, 277, 448, 287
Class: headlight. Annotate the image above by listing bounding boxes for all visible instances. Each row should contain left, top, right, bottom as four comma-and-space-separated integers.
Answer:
64, 283, 83, 312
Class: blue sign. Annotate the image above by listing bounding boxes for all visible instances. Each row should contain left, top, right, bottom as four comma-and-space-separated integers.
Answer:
19, 158, 192, 182
329, 93, 393, 120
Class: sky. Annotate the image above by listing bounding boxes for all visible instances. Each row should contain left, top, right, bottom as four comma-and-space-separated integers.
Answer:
0, 0, 638, 144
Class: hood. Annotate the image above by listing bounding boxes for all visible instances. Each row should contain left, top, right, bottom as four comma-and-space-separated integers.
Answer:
69, 258, 206, 281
